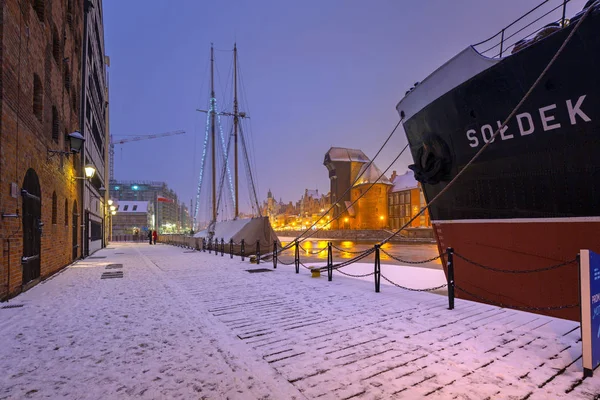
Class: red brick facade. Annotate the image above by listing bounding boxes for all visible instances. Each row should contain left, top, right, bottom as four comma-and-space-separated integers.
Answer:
1, 0, 84, 300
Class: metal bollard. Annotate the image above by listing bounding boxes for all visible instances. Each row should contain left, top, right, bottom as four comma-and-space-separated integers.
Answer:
230, 239, 234, 259
256, 240, 260, 265
327, 242, 333, 281
447, 247, 454, 310
273, 240, 277, 269
294, 240, 300, 274
221, 238, 225, 256
215, 238, 219, 257
208, 239, 212, 254
241, 239, 245, 261
374, 244, 381, 293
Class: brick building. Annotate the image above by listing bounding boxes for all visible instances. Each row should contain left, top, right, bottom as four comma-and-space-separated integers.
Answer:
0, 0, 85, 300
349, 163, 392, 230
388, 170, 431, 230
323, 147, 370, 230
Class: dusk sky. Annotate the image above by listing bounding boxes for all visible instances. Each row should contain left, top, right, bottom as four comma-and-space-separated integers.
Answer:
104, 0, 587, 214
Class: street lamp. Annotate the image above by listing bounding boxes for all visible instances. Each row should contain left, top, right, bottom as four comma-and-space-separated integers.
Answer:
380, 215, 385, 229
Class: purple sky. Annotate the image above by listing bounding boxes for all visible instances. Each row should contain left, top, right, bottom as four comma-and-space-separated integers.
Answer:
104, 0, 587, 214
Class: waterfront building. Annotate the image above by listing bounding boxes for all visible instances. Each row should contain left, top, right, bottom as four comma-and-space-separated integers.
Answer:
388, 171, 431, 231
0, 0, 85, 300
349, 164, 393, 230
109, 180, 189, 234
323, 147, 370, 230
110, 201, 153, 240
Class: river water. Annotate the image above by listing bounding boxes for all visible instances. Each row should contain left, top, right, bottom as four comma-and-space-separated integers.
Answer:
277, 238, 444, 271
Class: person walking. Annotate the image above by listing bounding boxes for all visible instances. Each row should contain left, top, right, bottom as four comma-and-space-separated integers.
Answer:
148, 230, 153, 245
152, 230, 158, 245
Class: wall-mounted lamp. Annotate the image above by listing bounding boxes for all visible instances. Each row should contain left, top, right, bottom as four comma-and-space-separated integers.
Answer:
73, 164, 96, 181
108, 199, 113, 206
47, 131, 85, 160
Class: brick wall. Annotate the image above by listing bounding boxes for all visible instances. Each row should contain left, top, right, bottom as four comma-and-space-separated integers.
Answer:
0, 0, 84, 300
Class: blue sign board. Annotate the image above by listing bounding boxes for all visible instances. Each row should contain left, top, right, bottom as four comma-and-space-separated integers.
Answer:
589, 251, 600, 369
581, 249, 600, 377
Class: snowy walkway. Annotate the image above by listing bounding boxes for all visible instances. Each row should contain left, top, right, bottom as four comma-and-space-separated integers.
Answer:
1, 243, 599, 399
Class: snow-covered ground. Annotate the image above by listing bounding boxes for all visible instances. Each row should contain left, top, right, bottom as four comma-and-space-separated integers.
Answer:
1, 242, 598, 399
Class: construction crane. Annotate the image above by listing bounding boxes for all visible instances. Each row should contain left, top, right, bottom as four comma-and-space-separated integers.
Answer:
109, 130, 185, 181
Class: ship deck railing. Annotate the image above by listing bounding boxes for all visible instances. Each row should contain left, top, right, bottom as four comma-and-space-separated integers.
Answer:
473, 0, 577, 58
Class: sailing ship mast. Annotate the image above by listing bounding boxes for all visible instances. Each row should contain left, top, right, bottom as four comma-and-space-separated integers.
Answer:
233, 43, 239, 219
210, 44, 217, 224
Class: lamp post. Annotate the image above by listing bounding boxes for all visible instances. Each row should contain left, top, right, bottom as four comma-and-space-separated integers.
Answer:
110, 209, 116, 242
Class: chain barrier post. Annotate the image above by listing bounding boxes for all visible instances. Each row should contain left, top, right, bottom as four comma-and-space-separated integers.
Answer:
256, 240, 260, 265
273, 241, 277, 269
208, 238, 212, 254
295, 240, 300, 274
230, 239, 234, 259
215, 238, 219, 256
447, 247, 455, 310
221, 238, 224, 257
374, 244, 381, 293
241, 239, 245, 261
327, 242, 333, 281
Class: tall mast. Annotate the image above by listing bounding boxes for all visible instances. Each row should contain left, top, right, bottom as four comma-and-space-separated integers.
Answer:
233, 43, 239, 219
210, 44, 217, 223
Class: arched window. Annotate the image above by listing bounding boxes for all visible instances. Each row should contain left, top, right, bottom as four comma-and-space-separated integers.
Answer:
64, 65, 71, 91
64, 199, 68, 226
52, 106, 59, 142
52, 191, 57, 224
52, 25, 60, 63
33, 0, 45, 23
33, 74, 43, 121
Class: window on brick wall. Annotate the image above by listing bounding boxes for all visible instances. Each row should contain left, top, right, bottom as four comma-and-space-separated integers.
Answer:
64, 65, 71, 91
33, 0, 45, 22
52, 106, 59, 142
64, 199, 68, 226
33, 74, 43, 121
52, 191, 57, 224
52, 24, 60, 63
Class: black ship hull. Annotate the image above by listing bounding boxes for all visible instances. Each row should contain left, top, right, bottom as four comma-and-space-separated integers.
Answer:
397, 7, 600, 321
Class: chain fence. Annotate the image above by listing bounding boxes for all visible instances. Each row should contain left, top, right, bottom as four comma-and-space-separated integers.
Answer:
453, 252, 576, 273
455, 284, 579, 311
380, 248, 446, 264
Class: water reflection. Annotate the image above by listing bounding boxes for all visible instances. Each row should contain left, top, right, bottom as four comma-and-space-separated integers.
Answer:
279, 239, 442, 270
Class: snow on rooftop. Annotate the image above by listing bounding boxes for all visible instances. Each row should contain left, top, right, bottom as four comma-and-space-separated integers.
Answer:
324, 147, 370, 163
353, 162, 392, 186
391, 170, 419, 192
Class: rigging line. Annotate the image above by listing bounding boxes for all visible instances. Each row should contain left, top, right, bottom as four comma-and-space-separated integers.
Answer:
239, 124, 261, 216
215, 99, 236, 211
215, 125, 234, 220
381, 2, 595, 245
194, 99, 212, 225
236, 58, 261, 198
284, 118, 404, 249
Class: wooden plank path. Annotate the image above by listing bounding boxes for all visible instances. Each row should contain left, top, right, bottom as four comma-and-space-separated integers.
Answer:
147, 245, 600, 400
